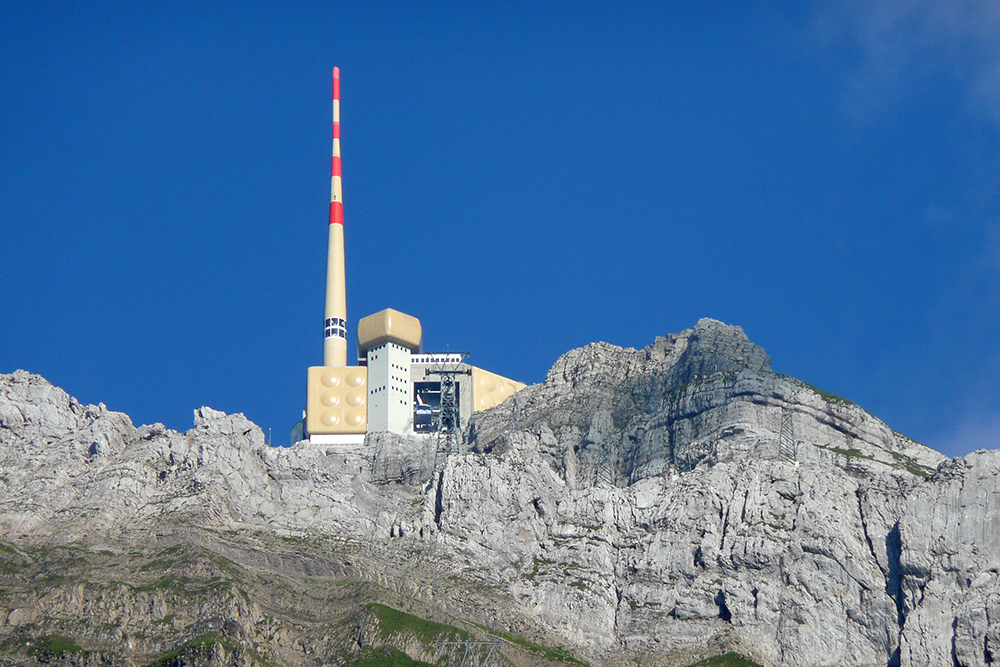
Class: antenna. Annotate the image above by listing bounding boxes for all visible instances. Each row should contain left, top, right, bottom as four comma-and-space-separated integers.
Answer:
323, 67, 348, 367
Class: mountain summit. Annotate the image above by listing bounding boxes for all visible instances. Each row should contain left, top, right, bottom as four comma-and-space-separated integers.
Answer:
0, 319, 997, 667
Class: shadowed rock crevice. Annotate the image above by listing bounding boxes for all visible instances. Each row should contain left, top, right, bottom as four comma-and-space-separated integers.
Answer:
433, 470, 445, 527
715, 590, 732, 622
953, 617, 962, 667
886, 522, 905, 628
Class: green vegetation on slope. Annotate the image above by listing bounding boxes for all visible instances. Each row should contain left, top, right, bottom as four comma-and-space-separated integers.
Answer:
471, 623, 587, 666
27, 634, 85, 657
347, 647, 432, 667
1, 632, 87, 658
777, 375, 856, 407
889, 450, 933, 478
366, 607, 587, 667
368, 604, 468, 642
826, 446, 874, 461
148, 631, 239, 667
684, 652, 762, 667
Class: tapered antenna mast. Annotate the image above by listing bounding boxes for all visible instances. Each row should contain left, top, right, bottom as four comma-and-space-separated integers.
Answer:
323, 67, 348, 367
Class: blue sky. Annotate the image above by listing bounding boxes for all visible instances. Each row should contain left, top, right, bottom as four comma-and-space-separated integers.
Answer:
2, 1, 999, 456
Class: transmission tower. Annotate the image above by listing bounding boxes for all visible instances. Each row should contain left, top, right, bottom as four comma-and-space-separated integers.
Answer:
595, 442, 614, 486
779, 409, 796, 462
438, 641, 501, 667
427, 356, 471, 469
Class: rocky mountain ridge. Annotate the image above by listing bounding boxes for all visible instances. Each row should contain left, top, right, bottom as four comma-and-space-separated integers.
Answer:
0, 318, 998, 667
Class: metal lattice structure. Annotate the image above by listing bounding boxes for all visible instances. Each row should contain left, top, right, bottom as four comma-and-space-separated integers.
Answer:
596, 443, 614, 486
437, 641, 501, 667
779, 410, 796, 462
427, 357, 471, 468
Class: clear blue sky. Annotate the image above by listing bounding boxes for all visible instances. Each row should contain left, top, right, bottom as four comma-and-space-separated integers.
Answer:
3, 2, 999, 456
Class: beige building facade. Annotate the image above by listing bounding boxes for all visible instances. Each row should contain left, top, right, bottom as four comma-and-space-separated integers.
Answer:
301, 308, 525, 443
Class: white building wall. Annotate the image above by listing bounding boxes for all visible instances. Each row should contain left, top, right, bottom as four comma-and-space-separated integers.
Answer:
366, 342, 412, 434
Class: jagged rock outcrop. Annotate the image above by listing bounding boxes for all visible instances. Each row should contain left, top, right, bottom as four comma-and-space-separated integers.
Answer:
0, 318, 996, 667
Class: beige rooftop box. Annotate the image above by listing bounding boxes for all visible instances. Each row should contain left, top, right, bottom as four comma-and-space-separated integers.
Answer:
305, 365, 368, 436
357, 308, 422, 355
471, 366, 527, 412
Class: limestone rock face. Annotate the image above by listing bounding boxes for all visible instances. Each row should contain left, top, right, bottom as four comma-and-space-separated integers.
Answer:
893, 451, 1000, 667
0, 320, 995, 667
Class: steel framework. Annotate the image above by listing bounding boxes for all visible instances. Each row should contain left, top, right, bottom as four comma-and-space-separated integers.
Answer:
437, 641, 501, 667
779, 409, 796, 462
426, 357, 471, 468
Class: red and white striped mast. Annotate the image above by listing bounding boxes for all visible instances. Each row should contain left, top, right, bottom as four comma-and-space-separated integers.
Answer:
323, 67, 348, 367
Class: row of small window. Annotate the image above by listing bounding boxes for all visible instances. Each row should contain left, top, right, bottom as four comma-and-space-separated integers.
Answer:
325, 317, 346, 328
411, 354, 463, 365
325, 328, 347, 339
371, 385, 407, 393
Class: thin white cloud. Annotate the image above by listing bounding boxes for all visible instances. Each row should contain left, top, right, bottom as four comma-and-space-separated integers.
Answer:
820, 0, 1000, 124
818, 2, 1000, 459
